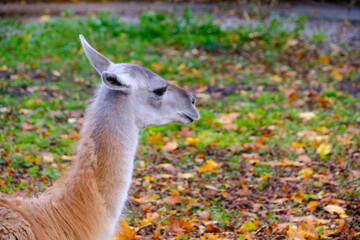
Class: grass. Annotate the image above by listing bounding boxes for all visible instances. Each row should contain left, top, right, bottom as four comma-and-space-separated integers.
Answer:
0, 9, 360, 239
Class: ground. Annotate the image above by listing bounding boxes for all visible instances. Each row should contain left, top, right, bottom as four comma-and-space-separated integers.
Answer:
0, 6, 360, 240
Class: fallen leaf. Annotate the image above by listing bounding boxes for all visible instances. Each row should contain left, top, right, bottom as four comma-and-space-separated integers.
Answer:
324, 205, 348, 218
330, 69, 343, 80
296, 155, 312, 163
133, 193, 159, 203
197, 210, 210, 220
238, 222, 258, 233
316, 143, 332, 158
163, 195, 182, 205
185, 137, 200, 145
306, 201, 318, 211
40, 152, 54, 163
153, 224, 161, 239
299, 112, 316, 121
21, 123, 34, 131
298, 169, 314, 176
205, 224, 220, 233
214, 112, 240, 130
150, 62, 162, 72
319, 55, 329, 64
148, 132, 162, 143
199, 160, 221, 173
289, 215, 331, 224
291, 190, 305, 204
163, 140, 178, 152
39, 15, 51, 22
113, 220, 136, 240
177, 172, 196, 179
270, 74, 282, 82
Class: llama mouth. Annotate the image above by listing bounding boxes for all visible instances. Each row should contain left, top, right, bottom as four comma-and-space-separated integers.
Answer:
182, 113, 194, 123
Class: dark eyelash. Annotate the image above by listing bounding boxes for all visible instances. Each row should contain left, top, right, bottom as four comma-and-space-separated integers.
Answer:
153, 87, 167, 96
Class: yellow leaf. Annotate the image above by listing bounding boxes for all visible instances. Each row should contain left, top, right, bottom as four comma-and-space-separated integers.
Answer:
260, 174, 271, 180
292, 141, 305, 148
144, 176, 155, 182
299, 112, 316, 121
113, 220, 136, 240
316, 143, 332, 158
140, 213, 152, 226
208, 236, 217, 240
199, 160, 221, 173
298, 169, 314, 176
150, 63, 162, 72
324, 205, 348, 218
291, 190, 305, 204
330, 69, 343, 81
306, 201, 318, 211
148, 132, 162, 143
185, 137, 200, 145
238, 222, 258, 232
133, 193, 159, 203
39, 15, 51, 22
177, 63, 186, 71
0, 65, 8, 71
270, 74, 282, 82
319, 55, 329, 64
192, 68, 200, 75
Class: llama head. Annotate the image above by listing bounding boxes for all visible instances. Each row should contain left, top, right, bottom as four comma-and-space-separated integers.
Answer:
79, 34, 200, 129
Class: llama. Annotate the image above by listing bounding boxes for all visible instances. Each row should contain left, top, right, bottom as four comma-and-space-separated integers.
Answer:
0, 34, 200, 240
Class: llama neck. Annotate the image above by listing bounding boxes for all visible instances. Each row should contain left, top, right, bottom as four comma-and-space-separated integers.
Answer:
74, 86, 139, 222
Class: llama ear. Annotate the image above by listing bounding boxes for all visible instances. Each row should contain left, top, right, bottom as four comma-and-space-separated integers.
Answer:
79, 34, 112, 74
102, 71, 131, 91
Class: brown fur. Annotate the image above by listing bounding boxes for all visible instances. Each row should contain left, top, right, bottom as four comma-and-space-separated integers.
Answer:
0, 95, 138, 240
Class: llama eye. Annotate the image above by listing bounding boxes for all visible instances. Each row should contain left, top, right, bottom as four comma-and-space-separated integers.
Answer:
153, 87, 167, 96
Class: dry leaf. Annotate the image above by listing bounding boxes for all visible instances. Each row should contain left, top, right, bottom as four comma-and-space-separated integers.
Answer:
40, 152, 54, 163
113, 220, 136, 240
324, 205, 348, 218
153, 224, 161, 240
177, 172, 196, 179
148, 132, 162, 143
199, 160, 221, 173
270, 74, 282, 82
299, 112, 316, 121
197, 210, 210, 220
238, 221, 258, 233
133, 193, 159, 203
150, 62, 162, 72
214, 112, 240, 130
317, 143, 332, 158
289, 215, 331, 224
21, 123, 34, 131
306, 201, 318, 211
163, 195, 182, 205
291, 190, 304, 204
163, 140, 178, 152
185, 137, 200, 145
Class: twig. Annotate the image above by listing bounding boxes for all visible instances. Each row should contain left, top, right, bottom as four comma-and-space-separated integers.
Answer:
237, 0, 252, 28
347, 0, 357, 21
